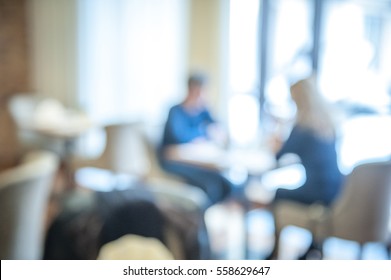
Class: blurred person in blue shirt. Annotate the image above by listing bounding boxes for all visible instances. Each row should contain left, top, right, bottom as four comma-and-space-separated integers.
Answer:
158, 73, 238, 204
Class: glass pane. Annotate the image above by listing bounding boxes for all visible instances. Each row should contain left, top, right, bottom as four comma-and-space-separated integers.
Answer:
229, 0, 260, 94
268, 0, 313, 78
263, 0, 313, 129
228, 0, 261, 147
318, 0, 391, 111
318, 0, 391, 172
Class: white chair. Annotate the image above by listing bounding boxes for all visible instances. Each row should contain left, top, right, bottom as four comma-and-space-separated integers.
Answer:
140, 122, 187, 183
7, 94, 41, 152
72, 123, 150, 178
7, 93, 42, 130
273, 160, 391, 259
7, 94, 66, 155
73, 122, 210, 207
0, 150, 59, 259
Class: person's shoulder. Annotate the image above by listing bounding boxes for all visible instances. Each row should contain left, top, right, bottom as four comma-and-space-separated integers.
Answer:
289, 125, 315, 141
169, 104, 183, 114
290, 125, 306, 135
293, 125, 314, 135
294, 125, 335, 143
167, 104, 188, 121
201, 106, 212, 114
200, 106, 214, 118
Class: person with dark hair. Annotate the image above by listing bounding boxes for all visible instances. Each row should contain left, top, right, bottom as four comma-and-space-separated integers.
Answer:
99, 199, 166, 248
158, 73, 238, 204
161, 73, 214, 146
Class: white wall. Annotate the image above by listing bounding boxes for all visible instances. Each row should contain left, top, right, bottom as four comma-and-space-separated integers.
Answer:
27, 0, 78, 108
77, 0, 189, 125
188, 0, 229, 121
27, 0, 230, 125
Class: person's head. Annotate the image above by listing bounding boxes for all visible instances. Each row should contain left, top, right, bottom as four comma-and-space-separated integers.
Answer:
184, 72, 209, 109
290, 77, 336, 139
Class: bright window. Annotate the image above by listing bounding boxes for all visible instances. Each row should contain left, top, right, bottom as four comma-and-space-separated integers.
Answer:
228, 0, 261, 147
77, 0, 188, 125
229, 0, 260, 95
318, 1, 390, 109
318, 0, 391, 172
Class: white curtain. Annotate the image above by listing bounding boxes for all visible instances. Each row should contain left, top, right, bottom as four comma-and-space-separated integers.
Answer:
77, 0, 189, 125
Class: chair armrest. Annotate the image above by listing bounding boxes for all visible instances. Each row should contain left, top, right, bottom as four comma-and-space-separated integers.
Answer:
0, 150, 59, 189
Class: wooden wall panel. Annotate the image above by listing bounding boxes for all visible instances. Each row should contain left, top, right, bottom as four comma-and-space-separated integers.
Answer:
0, 0, 30, 101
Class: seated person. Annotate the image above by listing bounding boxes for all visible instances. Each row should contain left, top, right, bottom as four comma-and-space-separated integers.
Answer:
271, 77, 343, 206
158, 73, 237, 204
267, 77, 344, 259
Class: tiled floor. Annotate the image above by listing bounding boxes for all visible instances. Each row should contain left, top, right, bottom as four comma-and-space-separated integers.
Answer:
205, 203, 390, 260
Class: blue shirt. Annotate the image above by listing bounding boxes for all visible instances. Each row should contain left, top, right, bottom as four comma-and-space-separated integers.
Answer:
161, 104, 214, 146
276, 125, 343, 204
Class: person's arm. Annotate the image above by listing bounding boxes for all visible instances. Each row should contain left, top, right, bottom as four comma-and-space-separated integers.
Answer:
203, 109, 229, 146
204, 109, 215, 125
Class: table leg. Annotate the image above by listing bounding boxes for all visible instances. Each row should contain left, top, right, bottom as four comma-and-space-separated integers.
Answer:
62, 138, 76, 190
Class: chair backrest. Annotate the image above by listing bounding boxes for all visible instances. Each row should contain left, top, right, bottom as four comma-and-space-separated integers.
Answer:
141, 130, 166, 179
100, 123, 150, 177
0, 150, 59, 259
329, 160, 391, 244
141, 130, 185, 182
8, 94, 42, 129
